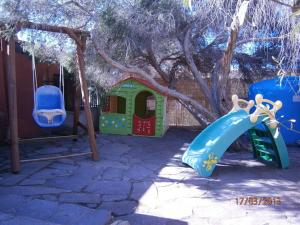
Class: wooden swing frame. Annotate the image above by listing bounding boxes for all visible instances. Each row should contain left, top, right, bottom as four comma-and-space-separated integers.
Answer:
0, 21, 99, 173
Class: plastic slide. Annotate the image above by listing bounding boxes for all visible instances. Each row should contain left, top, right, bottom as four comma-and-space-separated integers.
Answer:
182, 95, 289, 177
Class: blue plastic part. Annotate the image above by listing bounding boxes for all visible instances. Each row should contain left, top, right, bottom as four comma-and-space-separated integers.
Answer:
249, 76, 300, 145
32, 85, 66, 128
182, 110, 289, 177
268, 127, 289, 169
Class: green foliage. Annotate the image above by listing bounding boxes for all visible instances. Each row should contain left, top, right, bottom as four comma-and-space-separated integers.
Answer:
1, 0, 300, 92
0, 24, 16, 40
182, 0, 191, 9
100, 7, 130, 44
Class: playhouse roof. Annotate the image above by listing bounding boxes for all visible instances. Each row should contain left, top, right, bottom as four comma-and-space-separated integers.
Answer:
113, 77, 167, 96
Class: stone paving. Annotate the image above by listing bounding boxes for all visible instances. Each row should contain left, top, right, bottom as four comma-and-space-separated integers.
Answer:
0, 128, 299, 225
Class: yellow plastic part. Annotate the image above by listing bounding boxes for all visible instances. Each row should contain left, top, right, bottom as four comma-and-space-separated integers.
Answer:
249, 94, 282, 129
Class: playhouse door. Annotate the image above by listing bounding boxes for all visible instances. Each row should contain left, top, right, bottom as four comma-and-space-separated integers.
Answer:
133, 115, 156, 136
133, 91, 156, 136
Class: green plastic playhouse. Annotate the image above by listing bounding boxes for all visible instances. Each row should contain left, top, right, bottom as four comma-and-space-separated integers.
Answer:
100, 77, 168, 137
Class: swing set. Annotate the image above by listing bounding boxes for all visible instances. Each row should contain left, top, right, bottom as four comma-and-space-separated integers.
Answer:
0, 21, 99, 173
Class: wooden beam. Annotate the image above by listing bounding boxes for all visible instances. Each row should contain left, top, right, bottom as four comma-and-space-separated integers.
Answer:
0, 21, 89, 36
18, 135, 78, 143
0, 21, 89, 48
72, 85, 80, 140
1, 39, 10, 142
6, 37, 20, 173
76, 36, 99, 161
20, 152, 91, 163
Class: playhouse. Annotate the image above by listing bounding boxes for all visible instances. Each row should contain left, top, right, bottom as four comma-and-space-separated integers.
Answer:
100, 77, 168, 137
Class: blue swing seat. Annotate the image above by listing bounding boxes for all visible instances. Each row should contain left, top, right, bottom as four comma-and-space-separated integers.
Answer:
32, 85, 66, 128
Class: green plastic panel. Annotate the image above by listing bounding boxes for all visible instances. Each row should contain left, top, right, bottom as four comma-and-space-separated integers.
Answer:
100, 113, 130, 135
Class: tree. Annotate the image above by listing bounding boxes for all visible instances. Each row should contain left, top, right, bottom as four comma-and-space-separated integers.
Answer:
86, 0, 300, 125
1, 0, 299, 128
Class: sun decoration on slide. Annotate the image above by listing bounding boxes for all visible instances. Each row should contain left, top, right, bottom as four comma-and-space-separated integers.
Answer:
203, 153, 218, 171
249, 94, 282, 129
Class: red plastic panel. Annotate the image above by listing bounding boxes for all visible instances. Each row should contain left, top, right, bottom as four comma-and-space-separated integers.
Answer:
133, 115, 156, 136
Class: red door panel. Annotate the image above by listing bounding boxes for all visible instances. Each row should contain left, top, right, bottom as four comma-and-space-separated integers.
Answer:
133, 115, 155, 136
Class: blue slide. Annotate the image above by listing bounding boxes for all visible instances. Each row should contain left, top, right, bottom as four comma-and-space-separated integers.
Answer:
182, 110, 289, 177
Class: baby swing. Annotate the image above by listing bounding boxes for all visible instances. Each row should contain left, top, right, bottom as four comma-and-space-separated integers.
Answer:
31, 49, 67, 128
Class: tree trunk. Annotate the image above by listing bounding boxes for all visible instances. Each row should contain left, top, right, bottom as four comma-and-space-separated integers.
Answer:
183, 27, 221, 116
217, 1, 249, 113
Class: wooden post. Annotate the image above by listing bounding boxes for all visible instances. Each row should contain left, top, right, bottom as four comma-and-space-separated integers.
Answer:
6, 37, 20, 173
72, 85, 80, 140
76, 36, 99, 160
1, 39, 10, 142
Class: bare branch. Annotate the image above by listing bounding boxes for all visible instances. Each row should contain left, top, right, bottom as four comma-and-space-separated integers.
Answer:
270, 0, 293, 8
183, 26, 219, 114
146, 43, 170, 84
91, 34, 217, 121
236, 33, 290, 46
158, 51, 182, 66
61, 1, 92, 15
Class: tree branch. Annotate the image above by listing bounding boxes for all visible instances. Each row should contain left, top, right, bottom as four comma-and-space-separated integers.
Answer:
159, 51, 182, 66
183, 26, 219, 114
217, 0, 249, 112
235, 33, 289, 46
168, 59, 185, 87
146, 43, 170, 84
91, 34, 217, 121
61, 0, 92, 15
270, 0, 293, 8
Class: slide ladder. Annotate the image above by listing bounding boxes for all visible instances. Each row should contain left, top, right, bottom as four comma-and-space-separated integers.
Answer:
249, 126, 286, 167
250, 128, 279, 163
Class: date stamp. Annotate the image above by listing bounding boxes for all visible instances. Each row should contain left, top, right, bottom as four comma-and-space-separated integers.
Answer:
235, 196, 281, 205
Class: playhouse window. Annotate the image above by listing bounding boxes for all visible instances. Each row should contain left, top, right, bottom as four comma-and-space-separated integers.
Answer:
146, 95, 156, 111
103, 96, 126, 114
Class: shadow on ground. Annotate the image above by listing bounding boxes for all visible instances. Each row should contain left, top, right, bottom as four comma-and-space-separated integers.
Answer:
0, 128, 299, 225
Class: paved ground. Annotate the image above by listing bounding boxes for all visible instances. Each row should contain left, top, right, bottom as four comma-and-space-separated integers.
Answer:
0, 128, 299, 225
